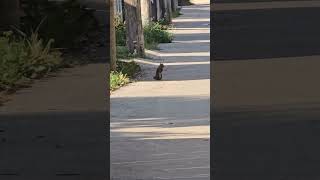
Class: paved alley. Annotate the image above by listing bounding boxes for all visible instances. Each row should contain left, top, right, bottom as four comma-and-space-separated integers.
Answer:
111, 2, 210, 180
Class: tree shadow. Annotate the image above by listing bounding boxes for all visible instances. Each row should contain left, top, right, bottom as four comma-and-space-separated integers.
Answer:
214, 0, 314, 3
212, 6, 320, 61
212, 103, 320, 179
0, 110, 109, 179
211, 1, 320, 179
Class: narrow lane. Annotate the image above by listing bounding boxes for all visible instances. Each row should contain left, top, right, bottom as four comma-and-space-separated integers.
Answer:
111, 2, 210, 180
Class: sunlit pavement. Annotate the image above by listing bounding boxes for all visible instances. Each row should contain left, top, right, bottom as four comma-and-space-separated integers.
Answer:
111, 2, 210, 180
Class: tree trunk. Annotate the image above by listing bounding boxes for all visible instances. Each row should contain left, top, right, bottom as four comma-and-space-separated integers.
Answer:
156, 0, 162, 21
110, 0, 117, 71
150, 0, 158, 22
124, 0, 145, 57
159, 0, 166, 20
140, 0, 151, 26
0, 0, 20, 31
166, 0, 172, 23
175, 0, 179, 11
172, 0, 178, 12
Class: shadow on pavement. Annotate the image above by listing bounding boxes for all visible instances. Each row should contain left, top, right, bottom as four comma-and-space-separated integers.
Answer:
212, 1, 320, 179
212, 103, 320, 179
213, 7, 320, 60
213, 0, 317, 3
0, 111, 108, 180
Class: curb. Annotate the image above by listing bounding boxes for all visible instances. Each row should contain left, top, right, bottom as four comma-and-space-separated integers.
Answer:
145, 49, 163, 60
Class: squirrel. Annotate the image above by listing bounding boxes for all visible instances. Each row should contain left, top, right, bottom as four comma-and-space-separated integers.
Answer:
153, 63, 164, 80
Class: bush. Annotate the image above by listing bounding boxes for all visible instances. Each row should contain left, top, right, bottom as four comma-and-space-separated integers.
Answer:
115, 16, 126, 46
178, 0, 194, 6
20, 0, 98, 48
115, 18, 173, 50
0, 32, 28, 90
116, 60, 141, 78
116, 46, 136, 59
110, 71, 129, 91
115, 17, 173, 49
20, 31, 62, 79
0, 31, 62, 91
110, 60, 140, 91
144, 41, 159, 50
144, 22, 173, 49
173, 8, 183, 18
158, 18, 171, 27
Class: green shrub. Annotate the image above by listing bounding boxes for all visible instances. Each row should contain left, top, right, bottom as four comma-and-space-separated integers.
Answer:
20, 0, 98, 48
116, 46, 136, 59
0, 32, 28, 90
178, 0, 194, 6
0, 31, 62, 91
144, 22, 173, 49
173, 8, 183, 18
116, 60, 141, 78
115, 18, 173, 50
21, 31, 62, 79
158, 18, 171, 27
144, 41, 159, 50
115, 16, 126, 46
110, 60, 140, 91
110, 71, 129, 91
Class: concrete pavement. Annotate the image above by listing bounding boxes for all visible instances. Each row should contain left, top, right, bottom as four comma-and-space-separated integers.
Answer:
213, 1, 320, 179
0, 63, 109, 180
111, 2, 210, 180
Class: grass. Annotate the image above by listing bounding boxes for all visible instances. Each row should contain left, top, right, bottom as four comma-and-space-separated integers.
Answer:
145, 41, 159, 50
179, 0, 194, 6
110, 60, 141, 91
173, 8, 183, 18
0, 30, 62, 92
116, 46, 136, 59
158, 18, 172, 28
110, 71, 129, 91
116, 60, 141, 78
144, 22, 173, 50
115, 16, 126, 46
115, 19, 173, 51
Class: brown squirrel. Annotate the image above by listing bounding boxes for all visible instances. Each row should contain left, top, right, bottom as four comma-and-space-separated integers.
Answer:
153, 63, 164, 80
